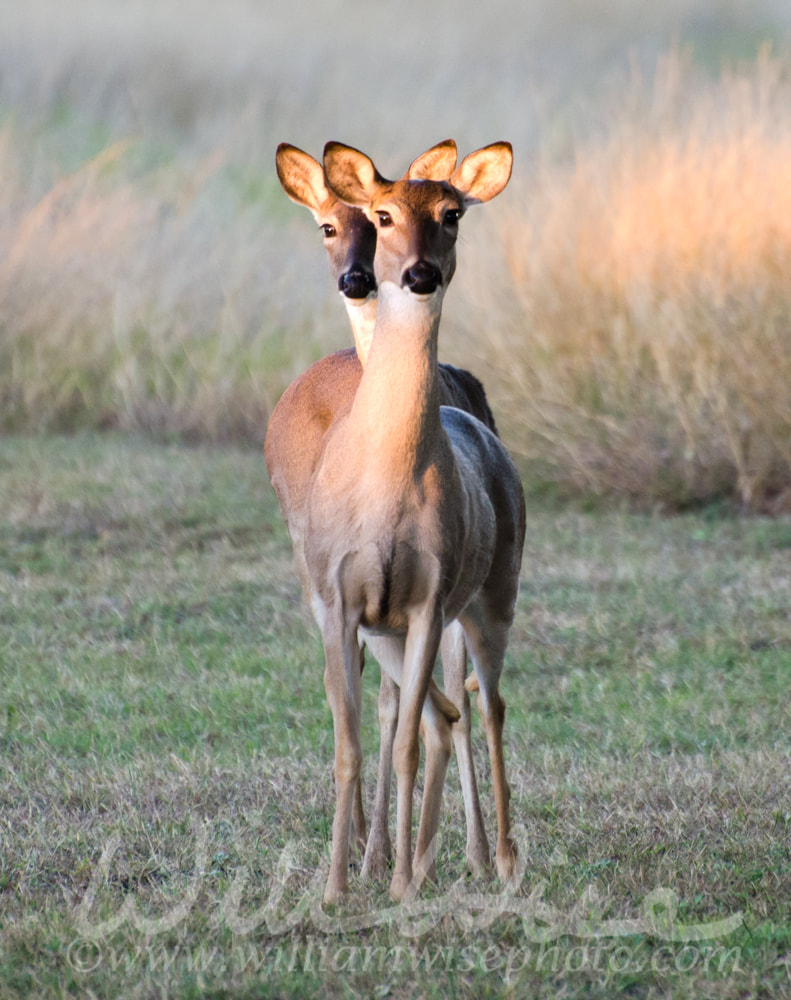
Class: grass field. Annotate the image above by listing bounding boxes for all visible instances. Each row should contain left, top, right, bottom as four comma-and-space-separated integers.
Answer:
2, 2, 791, 507
2, 3, 791, 997
1, 433, 790, 998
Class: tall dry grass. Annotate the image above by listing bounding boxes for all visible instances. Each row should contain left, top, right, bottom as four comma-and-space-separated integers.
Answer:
0, 133, 342, 443
1, 1, 791, 507
452, 49, 791, 509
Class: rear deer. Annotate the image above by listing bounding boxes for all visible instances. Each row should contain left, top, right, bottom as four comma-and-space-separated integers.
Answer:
304, 140, 524, 902
267, 142, 498, 882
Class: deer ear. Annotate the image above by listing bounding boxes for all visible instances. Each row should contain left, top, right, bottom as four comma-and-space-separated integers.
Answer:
451, 141, 513, 206
323, 142, 388, 207
276, 143, 330, 217
406, 139, 457, 181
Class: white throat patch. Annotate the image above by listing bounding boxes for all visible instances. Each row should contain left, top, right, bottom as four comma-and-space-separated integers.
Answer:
343, 294, 378, 367
377, 279, 445, 320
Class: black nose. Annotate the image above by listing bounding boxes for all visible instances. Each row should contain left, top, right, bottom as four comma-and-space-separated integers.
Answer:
338, 269, 376, 299
402, 261, 442, 295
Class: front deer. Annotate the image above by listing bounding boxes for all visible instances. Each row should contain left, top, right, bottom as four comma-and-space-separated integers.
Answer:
306, 140, 525, 903
268, 141, 498, 882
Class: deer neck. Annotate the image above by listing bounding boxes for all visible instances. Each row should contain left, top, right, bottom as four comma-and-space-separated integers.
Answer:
349, 280, 444, 478
343, 295, 377, 367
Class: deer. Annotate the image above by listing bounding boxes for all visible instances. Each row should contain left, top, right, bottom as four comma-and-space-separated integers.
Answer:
302, 139, 525, 903
267, 141, 496, 882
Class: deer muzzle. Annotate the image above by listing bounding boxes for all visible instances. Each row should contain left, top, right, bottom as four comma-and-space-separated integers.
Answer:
338, 268, 377, 300
402, 261, 443, 296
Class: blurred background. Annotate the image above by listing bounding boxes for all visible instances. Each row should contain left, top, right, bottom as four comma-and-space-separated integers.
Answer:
1, 0, 790, 509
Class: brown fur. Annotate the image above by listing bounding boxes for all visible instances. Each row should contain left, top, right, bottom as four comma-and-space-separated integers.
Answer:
303, 141, 523, 903
267, 143, 500, 881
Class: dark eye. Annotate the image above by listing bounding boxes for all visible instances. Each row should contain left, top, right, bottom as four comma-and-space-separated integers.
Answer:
376, 211, 393, 228
443, 208, 462, 227
320, 224, 336, 238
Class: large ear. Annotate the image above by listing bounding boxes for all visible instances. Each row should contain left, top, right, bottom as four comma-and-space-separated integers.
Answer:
323, 141, 388, 207
406, 139, 457, 181
450, 141, 513, 206
275, 143, 329, 216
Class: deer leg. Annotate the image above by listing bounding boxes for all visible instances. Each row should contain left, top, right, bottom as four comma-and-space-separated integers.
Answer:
440, 622, 491, 877
365, 670, 398, 876
349, 639, 367, 857
460, 615, 517, 885
320, 607, 363, 905
412, 686, 453, 888
359, 635, 402, 879
390, 603, 443, 902
362, 635, 462, 883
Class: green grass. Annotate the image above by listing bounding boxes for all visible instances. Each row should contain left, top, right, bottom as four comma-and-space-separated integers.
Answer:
1, 433, 789, 998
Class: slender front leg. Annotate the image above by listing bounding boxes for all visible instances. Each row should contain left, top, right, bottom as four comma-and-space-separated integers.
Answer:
412, 689, 453, 888
461, 616, 517, 884
363, 635, 462, 883
350, 639, 367, 857
361, 634, 407, 878
440, 622, 491, 877
390, 603, 443, 902
321, 609, 364, 904
362, 666, 399, 878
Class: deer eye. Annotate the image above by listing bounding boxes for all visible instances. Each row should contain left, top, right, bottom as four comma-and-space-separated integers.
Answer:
320, 224, 336, 238
443, 208, 462, 227
376, 211, 393, 228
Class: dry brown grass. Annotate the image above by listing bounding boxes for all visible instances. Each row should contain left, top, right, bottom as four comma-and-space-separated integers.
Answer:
452, 49, 791, 509
2, 5, 791, 507
0, 131, 340, 443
